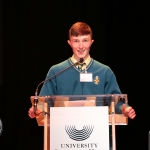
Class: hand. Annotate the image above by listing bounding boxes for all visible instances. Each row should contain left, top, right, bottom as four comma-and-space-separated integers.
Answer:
122, 104, 136, 119
28, 106, 42, 119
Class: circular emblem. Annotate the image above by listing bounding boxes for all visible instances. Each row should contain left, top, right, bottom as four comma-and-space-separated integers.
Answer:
65, 125, 94, 141
0, 119, 3, 136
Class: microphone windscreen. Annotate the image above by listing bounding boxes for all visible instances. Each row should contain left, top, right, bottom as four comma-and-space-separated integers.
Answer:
79, 58, 84, 63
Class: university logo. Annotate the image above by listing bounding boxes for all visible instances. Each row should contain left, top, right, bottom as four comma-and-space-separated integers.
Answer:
65, 125, 94, 141
0, 119, 2, 136
94, 76, 100, 84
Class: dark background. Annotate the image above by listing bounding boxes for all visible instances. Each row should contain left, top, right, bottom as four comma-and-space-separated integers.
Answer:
0, 0, 3, 85
0, 1, 149, 150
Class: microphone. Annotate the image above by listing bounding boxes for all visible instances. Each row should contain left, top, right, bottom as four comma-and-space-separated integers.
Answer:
79, 58, 84, 63
33, 58, 84, 114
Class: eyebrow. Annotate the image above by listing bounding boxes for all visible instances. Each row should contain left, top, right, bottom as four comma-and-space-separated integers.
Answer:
72, 38, 88, 40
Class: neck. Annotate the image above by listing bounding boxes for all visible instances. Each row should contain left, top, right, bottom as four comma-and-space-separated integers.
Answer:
74, 55, 89, 62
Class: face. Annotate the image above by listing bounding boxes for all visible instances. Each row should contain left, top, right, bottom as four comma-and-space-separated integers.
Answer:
67, 35, 94, 61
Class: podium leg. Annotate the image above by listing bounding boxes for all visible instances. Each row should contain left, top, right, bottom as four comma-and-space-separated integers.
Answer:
44, 103, 50, 150
111, 100, 116, 150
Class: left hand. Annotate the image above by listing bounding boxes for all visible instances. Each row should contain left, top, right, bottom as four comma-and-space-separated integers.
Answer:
122, 104, 136, 119
28, 106, 42, 119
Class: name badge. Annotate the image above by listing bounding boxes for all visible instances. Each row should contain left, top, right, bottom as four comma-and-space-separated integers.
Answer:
80, 73, 93, 82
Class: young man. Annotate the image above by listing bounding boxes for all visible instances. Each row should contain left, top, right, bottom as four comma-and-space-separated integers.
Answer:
28, 22, 136, 149
29, 22, 135, 118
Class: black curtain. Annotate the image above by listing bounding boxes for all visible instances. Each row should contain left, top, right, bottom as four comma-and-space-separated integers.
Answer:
0, 0, 3, 85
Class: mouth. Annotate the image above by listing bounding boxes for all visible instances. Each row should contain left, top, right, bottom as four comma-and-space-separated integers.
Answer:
77, 50, 85, 53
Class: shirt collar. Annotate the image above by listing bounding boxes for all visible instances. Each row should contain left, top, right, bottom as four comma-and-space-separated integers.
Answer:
71, 55, 91, 66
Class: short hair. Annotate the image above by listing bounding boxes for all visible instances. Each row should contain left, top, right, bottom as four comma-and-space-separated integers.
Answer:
68, 22, 93, 39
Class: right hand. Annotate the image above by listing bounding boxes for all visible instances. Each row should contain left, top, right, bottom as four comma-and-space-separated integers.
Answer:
122, 104, 136, 119
28, 106, 42, 119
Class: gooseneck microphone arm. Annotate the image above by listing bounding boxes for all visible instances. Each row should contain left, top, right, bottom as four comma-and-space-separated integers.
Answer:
33, 58, 84, 114
35, 58, 84, 96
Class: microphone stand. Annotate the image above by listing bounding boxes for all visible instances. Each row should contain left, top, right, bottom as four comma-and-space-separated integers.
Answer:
33, 58, 84, 114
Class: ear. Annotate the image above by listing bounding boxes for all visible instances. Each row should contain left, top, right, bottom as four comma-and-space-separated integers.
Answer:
91, 40, 94, 44
67, 40, 71, 46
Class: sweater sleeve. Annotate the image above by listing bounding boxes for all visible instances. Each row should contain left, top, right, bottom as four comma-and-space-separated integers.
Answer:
104, 67, 121, 94
39, 66, 57, 96
104, 67, 126, 113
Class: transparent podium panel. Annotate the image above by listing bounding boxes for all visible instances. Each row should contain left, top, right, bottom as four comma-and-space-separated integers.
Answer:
30, 94, 128, 150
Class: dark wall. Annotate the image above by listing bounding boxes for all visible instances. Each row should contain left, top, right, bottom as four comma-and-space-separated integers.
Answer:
0, 1, 149, 150
106, 2, 149, 150
0, 0, 3, 85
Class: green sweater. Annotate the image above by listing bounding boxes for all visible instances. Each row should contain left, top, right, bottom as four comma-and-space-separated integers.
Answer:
40, 58, 121, 95
40, 57, 125, 148
40, 58, 123, 113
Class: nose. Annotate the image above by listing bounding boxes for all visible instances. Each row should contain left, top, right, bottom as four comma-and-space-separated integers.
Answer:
79, 41, 83, 49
